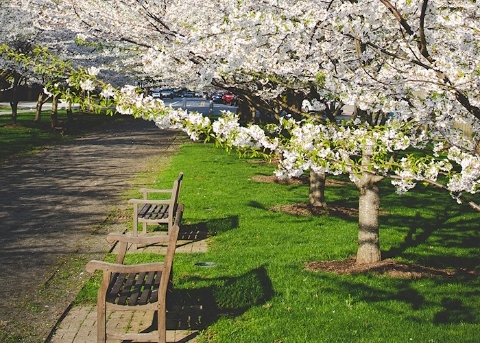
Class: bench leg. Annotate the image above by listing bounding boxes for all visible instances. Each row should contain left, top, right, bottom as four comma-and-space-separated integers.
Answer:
97, 276, 108, 343
132, 206, 139, 250
97, 304, 106, 343
157, 304, 166, 343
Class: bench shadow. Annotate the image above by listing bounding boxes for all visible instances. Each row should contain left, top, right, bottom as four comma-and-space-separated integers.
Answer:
133, 265, 273, 340
177, 215, 240, 239
145, 215, 239, 250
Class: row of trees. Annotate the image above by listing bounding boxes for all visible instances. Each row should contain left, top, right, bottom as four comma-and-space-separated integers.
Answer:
0, 1, 147, 125
2, 0, 479, 265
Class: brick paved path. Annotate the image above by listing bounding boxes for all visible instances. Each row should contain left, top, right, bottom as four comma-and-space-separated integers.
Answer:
50, 306, 199, 343
0, 116, 188, 342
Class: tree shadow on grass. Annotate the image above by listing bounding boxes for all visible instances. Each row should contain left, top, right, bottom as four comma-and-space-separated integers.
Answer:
433, 298, 476, 324
382, 212, 441, 259
382, 209, 480, 272
309, 269, 480, 326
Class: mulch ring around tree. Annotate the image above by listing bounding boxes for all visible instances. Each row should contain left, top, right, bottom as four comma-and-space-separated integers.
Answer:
251, 174, 349, 186
252, 174, 357, 217
270, 202, 358, 217
305, 257, 479, 279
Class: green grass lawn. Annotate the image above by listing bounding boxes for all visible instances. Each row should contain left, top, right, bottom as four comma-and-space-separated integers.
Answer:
78, 141, 480, 343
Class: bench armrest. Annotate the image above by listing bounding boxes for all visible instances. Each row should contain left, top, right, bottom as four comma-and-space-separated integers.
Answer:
128, 199, 172, 205
106, 233, 171, 245
86, 260, 166, 274
139, 188, 173, 194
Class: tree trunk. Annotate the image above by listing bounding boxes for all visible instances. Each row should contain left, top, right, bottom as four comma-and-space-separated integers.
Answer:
237, 96, 256, 126
35, 91, 45, 122
10, 101, 18, 125
285, 88, 304, 121
355, 145, 384, 265
66, 102, 74, 124
357, 174, 381, 264
65, 102, 74, 134
9, 73, 20, 125
309, 170, 326, 208
50, 95, 59, 128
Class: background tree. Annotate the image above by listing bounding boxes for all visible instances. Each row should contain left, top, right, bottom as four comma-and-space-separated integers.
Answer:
0, 41, 33, 125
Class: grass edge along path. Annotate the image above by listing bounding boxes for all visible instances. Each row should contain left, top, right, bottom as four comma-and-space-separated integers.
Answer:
77, 141, 480, 343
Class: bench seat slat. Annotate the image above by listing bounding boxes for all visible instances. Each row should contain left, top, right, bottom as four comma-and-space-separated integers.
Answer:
138, 271, 159, 305
139, 204, 170, 220
144, 205, 156, 219
144, 205, 157, 220
128, 272, 147, 306
152, 205, 169, 220
150, 271, 161, 303
117, 273, 137, 305
107, 273, 125, 303
138, 204, 152, 217
106, 271, 163, 306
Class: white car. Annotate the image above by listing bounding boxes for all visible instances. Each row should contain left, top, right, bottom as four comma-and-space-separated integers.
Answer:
150, 90, 161, 98
160, 88, 175, 98
301, 99, 326, 112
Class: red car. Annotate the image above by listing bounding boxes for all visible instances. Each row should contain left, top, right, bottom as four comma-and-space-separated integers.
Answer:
222, 92, 236, 105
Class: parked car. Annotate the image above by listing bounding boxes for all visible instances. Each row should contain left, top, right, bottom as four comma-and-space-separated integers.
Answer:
160, 88, 175, 99
301, 98, 326, 112
149, 89, 161, 98
211, 91, 224, 103
180, 89, 195, 97
222, 92, 236, 105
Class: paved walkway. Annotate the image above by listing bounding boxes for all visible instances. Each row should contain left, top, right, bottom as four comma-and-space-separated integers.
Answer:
0, 115, 203, 342
50, 306, 199, 343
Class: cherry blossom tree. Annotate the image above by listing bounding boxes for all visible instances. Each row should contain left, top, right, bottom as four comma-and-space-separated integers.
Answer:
1, 1, 145, 125
0, 2, 36, 122
15, 0, 480, 264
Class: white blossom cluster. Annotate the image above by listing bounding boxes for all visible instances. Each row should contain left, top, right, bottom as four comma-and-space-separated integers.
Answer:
3, 0, 479, 202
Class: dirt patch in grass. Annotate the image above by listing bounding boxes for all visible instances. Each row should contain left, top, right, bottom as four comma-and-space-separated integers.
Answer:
2, 124, 23, 129
252, 174, 357, 217
270, 202, 358, 217
251, 174, 308, 185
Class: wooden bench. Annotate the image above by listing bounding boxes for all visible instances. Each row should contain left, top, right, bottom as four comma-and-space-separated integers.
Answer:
86, 203, 184, 343
128, 172, 183, 239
